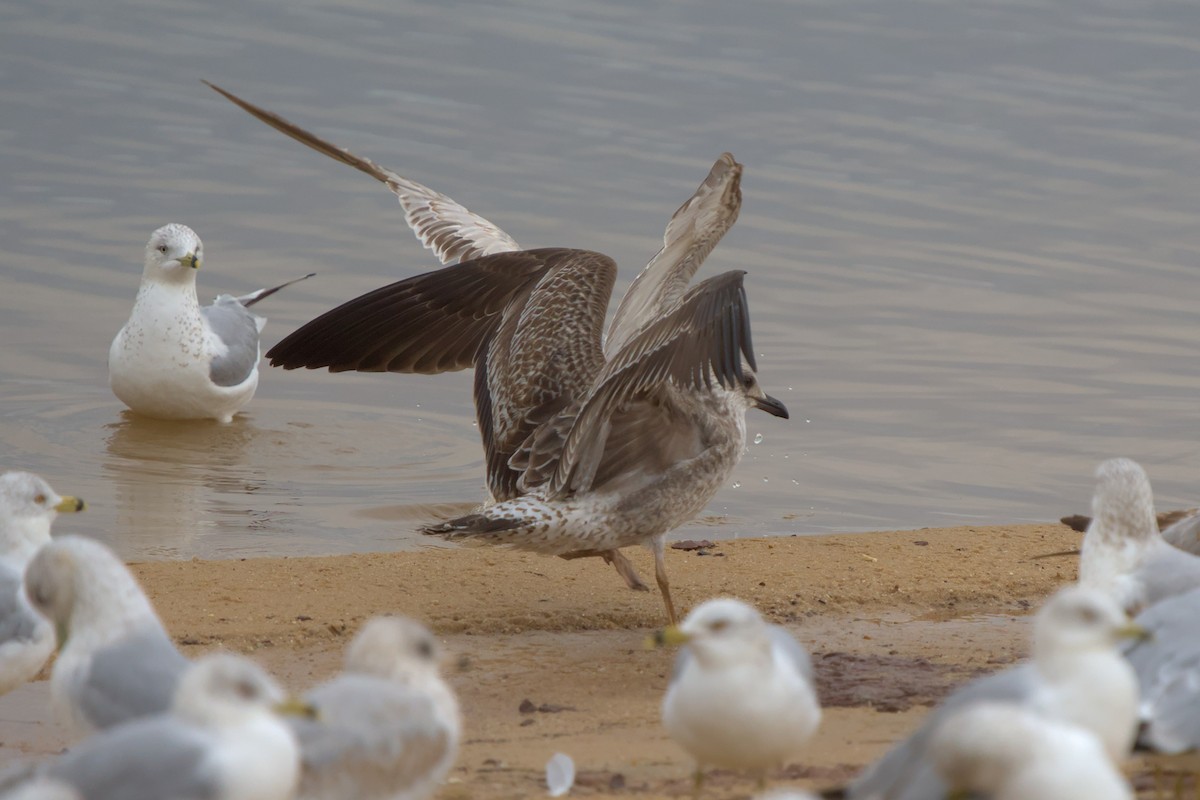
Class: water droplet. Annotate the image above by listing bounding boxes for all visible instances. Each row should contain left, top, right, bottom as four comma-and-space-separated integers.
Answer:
753, 433, 764, 445
762, 477, 769, 483
805, 419, 811, 424
792, 479, 800, 485
731, 481, 741, 489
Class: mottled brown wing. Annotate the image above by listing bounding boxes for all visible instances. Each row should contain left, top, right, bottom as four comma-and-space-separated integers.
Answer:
265, 249, 576, 373
604, 153, 742, 355
205, 81, 520, 265
521, 270, 754, 498
482, 250, 617, 499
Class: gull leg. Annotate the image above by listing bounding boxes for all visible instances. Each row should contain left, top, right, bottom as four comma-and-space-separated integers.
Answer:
692, 766, 705, 799
652, 537, 678, 625
557, 549, 650, 591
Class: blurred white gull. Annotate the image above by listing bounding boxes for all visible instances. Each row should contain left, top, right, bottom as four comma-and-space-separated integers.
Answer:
109, 223, 312, 423
24, 535, 189, 736
10, 653, 306, 800
845, 585, 1143, 800
656, 598, 820, 792
0, 471, 84, 695
291, 616, 460, 800
930, 703, 1132, 800
1078, 458, 1200, 614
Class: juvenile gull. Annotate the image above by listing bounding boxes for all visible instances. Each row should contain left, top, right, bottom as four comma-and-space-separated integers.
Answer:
292, 616, 460, 800
929, 703, 1133, 800
655, 598, 820, 792
1077, 458, 1200, 614
109, 223, 313, 423
0, 472, 84, 695
24, 535, 189, 736
843, 586, 1143, 800
9, 653, 306, 800
206, 85, 784, 623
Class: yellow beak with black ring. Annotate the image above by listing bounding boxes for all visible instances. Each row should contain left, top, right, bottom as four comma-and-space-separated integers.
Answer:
54, 496, 85, 513
178, 252, 200, 270
273, 697, 320, 720
645, 625, 691, 650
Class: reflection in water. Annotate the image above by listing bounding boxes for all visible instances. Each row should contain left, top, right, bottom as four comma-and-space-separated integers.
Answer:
103, 414, 267, 557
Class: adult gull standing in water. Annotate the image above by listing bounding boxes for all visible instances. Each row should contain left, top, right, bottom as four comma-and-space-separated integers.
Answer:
109, 223, 313, 423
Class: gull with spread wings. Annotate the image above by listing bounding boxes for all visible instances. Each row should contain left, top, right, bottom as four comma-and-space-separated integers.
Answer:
208, 83, 788, 623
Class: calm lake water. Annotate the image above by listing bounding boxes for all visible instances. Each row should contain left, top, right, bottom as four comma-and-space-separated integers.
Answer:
3, 0, 1200, 559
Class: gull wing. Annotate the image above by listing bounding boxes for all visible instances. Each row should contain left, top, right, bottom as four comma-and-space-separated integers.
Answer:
265, 249, 569, 374
604, 153, 742, 356
205, 81, 520, 265
519, 270, 755, 498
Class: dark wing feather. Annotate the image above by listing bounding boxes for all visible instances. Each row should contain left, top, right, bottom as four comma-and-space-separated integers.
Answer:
204, 81, 519, 265
266, 249, 571, 373
521, 271, 753, 497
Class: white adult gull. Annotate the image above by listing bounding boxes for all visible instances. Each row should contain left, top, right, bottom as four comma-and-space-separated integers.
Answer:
842, 585, 1144, 800
291, 616, 461, 800
205, 83, 786, 624
929, 703, 1133, 800
7, 653, 308, 800
0, 471, 84, 695
1077, 458, 1200, 615
108, 223, 313, 423
24, 535, 190, 736
654, 598, 821, 792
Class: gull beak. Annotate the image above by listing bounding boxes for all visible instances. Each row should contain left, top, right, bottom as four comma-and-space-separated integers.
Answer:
645, 625, 691, 650
54, 496, 86, 513
1116, 622, 1153, 642
55, 621, 69, 651
178, 252, 200, 270
753, 393, 789, 419
274, 697, 319, 720
1031, 548, 1081, 560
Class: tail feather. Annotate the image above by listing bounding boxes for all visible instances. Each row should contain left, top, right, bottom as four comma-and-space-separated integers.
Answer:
421, 513, 525, 536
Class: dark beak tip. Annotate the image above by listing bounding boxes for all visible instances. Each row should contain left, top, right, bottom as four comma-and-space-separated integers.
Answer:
756, 395, 789, 419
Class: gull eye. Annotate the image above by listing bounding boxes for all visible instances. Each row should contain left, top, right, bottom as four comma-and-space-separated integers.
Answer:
708, 619, 730, 633
34, 493, 47, 505
416, 639, 435, 659
1076, 606, 1101, 625
234, 678, 258, 700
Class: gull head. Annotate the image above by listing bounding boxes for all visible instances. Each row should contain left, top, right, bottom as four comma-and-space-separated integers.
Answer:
659, 597, 771, 669
737, 369, 788, 419
1088, 458, 1156, 544
344, 615, 444, 684
143, 223, 204, 284
0, 471, 84, 557
173, 653, 293, 727
1033, 585, 1147, 664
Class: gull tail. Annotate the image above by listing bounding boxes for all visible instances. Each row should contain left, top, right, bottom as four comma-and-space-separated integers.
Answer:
421, 513, 524, 536
237, 272, 316, 308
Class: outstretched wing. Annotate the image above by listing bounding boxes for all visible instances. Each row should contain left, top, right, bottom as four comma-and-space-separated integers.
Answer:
519, 270, 755, 497
604, 153, 742, 355
205, 81, 520, 265
265, 249, 568, 374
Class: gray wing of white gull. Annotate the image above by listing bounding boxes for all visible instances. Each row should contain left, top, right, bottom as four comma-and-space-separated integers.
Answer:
846, 666, 1034, 800
267, 248, 616, 501
604, 153, 742, 356
669, 624, 812, 685
77, 626, 190, 730
43, 715, 217, 800
0, 563, 51, 694
1137, 537, 1200, 609
1123, 586, 1200, 753
203, 272, 317, 387
204, 81, 520, 266
291, 674, 450, 799
514, 270, 756, 499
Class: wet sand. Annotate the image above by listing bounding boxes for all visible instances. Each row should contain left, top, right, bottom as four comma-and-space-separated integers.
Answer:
2, 521, 1110, 797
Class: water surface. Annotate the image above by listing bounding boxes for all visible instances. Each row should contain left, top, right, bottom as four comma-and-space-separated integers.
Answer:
3, 0, 1200, 558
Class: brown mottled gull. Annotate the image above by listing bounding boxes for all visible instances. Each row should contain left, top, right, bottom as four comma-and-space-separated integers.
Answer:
206, 84, 786, 623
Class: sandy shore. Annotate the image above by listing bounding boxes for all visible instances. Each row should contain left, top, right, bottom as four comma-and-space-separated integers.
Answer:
3, 522, 1123, 797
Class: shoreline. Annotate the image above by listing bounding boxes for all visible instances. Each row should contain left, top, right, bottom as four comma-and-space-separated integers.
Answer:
3, 523, 1088, 797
